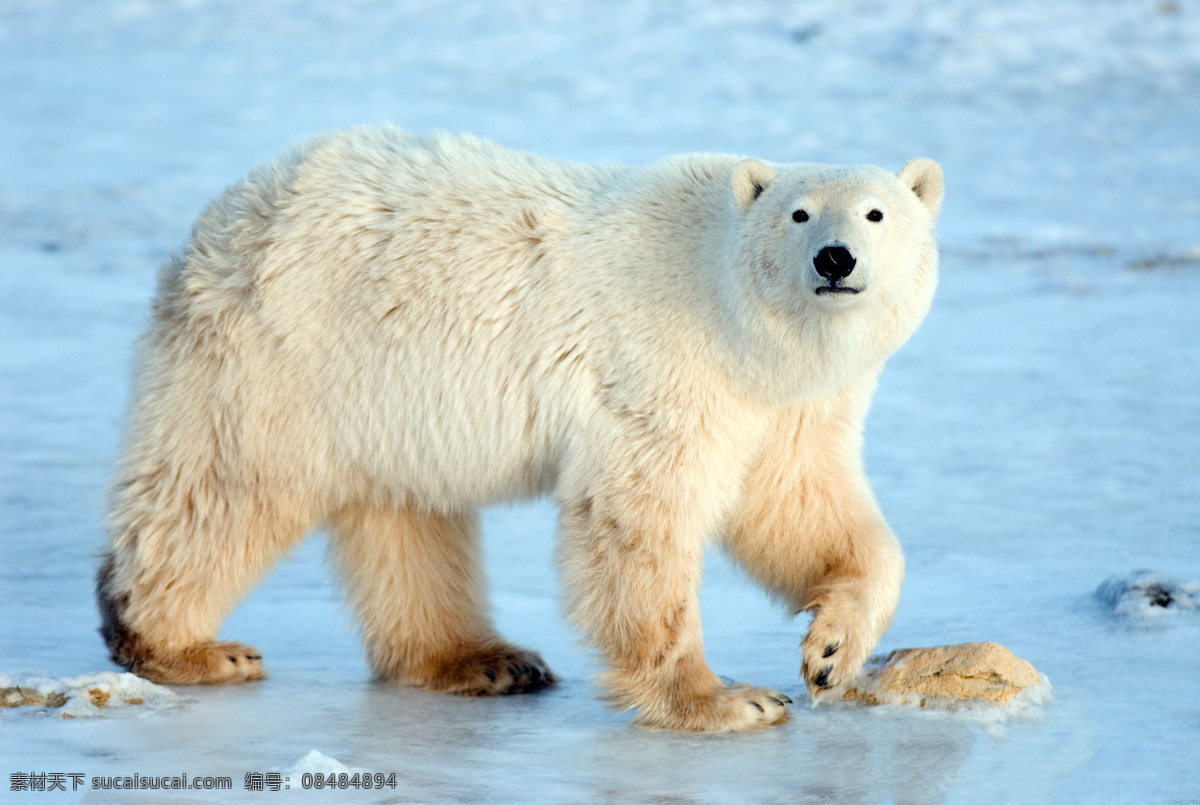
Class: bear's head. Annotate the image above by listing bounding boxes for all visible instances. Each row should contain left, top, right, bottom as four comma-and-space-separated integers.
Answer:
724, 157, 943, 400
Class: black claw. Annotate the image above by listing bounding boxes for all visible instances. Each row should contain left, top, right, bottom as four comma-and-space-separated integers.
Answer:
823, 643, 840, 658
814, 667, 832, 689
779, 694, 793, 704
483, 668, 497, 682
507, 665, 519, 677
529, 666, 542, 681
750, 701, 764, 712
228, 656, 238, 664
768, 696, 783, 706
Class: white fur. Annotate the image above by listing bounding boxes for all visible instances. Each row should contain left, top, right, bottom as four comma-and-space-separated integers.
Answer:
101, 126, 942, 731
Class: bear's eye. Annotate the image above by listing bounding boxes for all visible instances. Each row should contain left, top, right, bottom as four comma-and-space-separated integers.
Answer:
791, 209, 809, 223
866, 209, 883, 222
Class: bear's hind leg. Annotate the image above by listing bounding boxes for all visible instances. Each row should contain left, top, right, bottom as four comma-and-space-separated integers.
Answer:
329, 503, 554, 696
99, 492, 308, 684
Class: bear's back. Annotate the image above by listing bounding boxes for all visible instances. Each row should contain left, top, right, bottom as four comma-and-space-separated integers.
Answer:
143, 129, 750, 510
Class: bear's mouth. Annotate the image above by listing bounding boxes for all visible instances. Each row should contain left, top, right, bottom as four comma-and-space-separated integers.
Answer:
814, 285, 861, 296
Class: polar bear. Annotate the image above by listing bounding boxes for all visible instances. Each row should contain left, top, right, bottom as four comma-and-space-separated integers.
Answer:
97, 126, 942, 732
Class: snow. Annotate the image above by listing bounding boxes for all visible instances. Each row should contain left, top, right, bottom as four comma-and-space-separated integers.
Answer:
0, 672, 187, 719
275, 750, 368, 778
2, 0, 1198, 802
1096, 570, 1200, 617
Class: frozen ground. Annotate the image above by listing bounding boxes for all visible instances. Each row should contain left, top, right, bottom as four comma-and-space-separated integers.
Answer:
2, 1, 1198, 802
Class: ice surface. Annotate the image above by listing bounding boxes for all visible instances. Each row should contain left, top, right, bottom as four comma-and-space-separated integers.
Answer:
2, 0, 1199, 802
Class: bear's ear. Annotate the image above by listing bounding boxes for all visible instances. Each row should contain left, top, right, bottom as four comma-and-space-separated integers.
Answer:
731, 159, 777, 210
898, 158, 944, 218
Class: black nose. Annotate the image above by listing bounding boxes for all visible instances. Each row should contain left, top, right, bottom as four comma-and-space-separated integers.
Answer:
813, 246, 856, 282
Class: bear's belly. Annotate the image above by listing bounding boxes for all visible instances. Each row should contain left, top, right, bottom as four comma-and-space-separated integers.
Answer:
304, 359, 573, 510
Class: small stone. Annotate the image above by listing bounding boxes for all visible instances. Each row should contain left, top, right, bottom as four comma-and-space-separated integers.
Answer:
843, 642, 1040, 706
88, 688, 111, 708
43, 692, 69, 708
124, 697, 145, 705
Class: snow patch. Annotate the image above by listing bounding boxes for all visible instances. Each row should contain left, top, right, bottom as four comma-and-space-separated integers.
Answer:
275, 750, 369, 778
1096, 571, 1200, 618
0, 672, 188, 718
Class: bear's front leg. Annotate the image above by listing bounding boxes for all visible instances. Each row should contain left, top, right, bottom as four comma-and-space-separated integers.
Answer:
726, 397, 905, 703
558, 486, 790, 732
794, 530, 903, 701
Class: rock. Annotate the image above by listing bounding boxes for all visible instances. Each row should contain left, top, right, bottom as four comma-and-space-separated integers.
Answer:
0, 687, 68, 708
1, 687, 44, 707
843, 642, 1041, 707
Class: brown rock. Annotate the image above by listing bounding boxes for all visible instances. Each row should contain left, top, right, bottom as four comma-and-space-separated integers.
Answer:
0, 687, 69, 708
844, 642, 1040, 706
1, 687, 44, 707
88, 688, 111, 708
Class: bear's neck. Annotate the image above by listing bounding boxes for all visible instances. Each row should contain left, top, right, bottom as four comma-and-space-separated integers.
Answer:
716, 296, 892, 404
710, 239, 922, 406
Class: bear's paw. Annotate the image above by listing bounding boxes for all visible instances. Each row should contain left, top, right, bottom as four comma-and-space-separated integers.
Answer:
635, 683, 792, 733
417, 645, 556, 697
132, 641, 267, 685
801, 607, 876, 702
